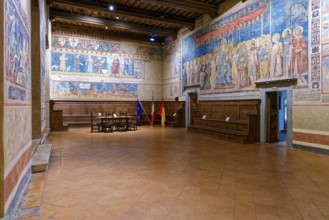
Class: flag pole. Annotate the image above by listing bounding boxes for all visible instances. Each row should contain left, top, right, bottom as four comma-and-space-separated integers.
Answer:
150, 91, 154, 127
140, 101, 151, 124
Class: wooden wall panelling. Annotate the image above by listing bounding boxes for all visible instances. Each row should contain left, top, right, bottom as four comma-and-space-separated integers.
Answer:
189, 99, 260, 143
49, 100, 185, 129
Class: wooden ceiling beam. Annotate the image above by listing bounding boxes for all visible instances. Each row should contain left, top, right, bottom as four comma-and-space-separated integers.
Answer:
50, 10, 177, 37
52, 23, 165, 43
51, 0, 195, 29
141, 0, 218, 17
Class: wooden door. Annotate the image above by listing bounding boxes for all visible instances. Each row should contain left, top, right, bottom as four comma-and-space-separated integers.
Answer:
189, 93, 200, 124
267, 92, 279, 143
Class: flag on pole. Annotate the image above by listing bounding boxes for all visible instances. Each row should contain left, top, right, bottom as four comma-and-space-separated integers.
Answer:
136, 99, 144, 125
151, 94, 155, 126
157, 97, 166, 127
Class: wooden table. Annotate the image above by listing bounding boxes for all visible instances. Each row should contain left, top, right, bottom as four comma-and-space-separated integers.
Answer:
97, 115, 134, 132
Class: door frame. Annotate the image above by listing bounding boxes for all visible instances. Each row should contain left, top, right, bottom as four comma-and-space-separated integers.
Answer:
260, 87, 293, 147
184, 85, 200, 127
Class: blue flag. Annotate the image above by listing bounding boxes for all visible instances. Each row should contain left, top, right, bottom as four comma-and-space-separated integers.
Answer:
136, 99, 144, 125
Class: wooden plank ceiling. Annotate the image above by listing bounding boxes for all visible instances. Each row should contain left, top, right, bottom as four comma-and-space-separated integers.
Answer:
49, 0, 231, 43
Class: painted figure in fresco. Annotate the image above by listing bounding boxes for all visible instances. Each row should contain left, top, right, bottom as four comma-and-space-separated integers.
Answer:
195, 58, 201, 84
134, 60, 143, 79
184, 61, 189, 86
289, 26, 308, 84
259, 36, 270, 79
210, 52, 217, 89
237, 43, 249, 88
71, 86, 80, 96
111, 83, 117, 95
57, 36, 66, 47
189, 60, 195, 85
7, 8, 18, 79
223, 60, 233, 85
96, 56, 103, 74
74, 55, 80, 72
87, 55, 94, 73
205, 54, 212, 89
216, 44, 226, 85
282, 29, 292, 77
124, 58, 134, 76
223, 46, 233, 85
186, 62, 190, 85
248, 40, 259, 85
111, 56, 120, 76
200, 60, 206, 89
20, 39, 29, 79
59, 54, 67, 72
118, 84, 127, 97
231, 47, 239, 86
270, 33, 283, 77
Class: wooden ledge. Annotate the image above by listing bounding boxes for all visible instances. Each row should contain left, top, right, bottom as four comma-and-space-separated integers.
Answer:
255, 78, 297, 88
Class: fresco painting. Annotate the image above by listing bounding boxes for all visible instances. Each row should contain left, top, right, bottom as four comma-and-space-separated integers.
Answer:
50, 34, 164, 100
136, 46, 163, 61
309, 0, 320, 90
51, 81, 138, 99
39, 0, 47, 129
322, 0, 329, 92
52, 35, 122, 53
51, 52, 145, 79
164, 55, 181, 78
182, 0, 309, 93
4, 0, 31, 101
164, 83, 181, 99
40, 0, 47, 92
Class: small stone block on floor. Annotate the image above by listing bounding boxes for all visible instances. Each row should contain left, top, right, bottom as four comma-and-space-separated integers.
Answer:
32, 144, 52, 173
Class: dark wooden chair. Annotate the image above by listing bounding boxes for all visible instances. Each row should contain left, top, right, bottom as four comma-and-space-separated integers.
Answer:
128, 116, 137, 131
102, 112, 114, 133
91, 112, 100, 132
116, 111, 127, 132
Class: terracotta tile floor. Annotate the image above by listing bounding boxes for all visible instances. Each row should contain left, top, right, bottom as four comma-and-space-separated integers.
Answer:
38, 127, 329, 220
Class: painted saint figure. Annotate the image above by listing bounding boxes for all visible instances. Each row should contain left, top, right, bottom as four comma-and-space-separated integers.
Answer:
111, 56, 120, 76
87, 55, 93, 73
270, 33, 283, 77
96, 56, 103, 74
248, 40, 259, 85
237, 43, 249, 88
282, 29, 292, 77
59, 54, 67, 72
182, 62, 188, 88
259, 36, 270, 79
205, 54, 212, 89
289, 26, 308, 84
74, 55, 80, 72
200, 62, 206, 89
189, 60, 195, 85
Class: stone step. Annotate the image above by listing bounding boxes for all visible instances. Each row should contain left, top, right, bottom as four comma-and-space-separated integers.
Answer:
32, 144, 52, 173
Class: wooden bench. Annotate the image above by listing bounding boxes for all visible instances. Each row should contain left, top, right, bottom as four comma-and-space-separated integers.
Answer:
165, 106, 185, 127
63, 115, 93, 127
188, 115, 260, 143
